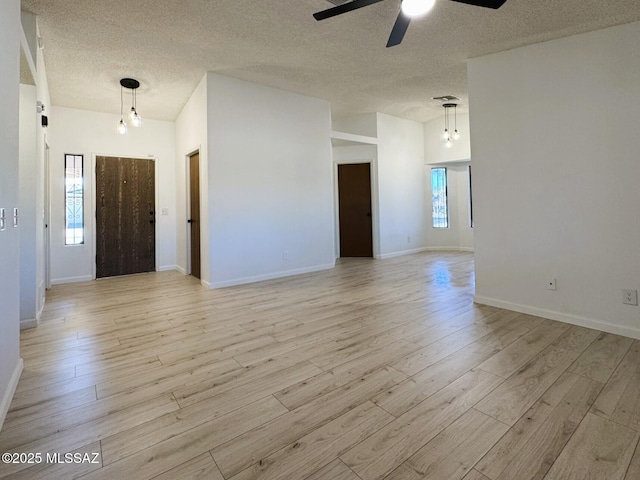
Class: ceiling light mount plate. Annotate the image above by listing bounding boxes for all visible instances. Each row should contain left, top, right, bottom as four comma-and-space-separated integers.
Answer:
432, 95, 460, 102
120, 78, 140, 89
442, 102, 458, 108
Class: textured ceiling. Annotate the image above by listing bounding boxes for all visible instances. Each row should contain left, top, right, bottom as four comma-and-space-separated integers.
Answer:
21, 0, 640, 123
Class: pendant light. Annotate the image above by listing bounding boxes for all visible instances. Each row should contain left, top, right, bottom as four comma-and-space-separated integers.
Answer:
117, 78, 142, 134
442, 102, 460, 148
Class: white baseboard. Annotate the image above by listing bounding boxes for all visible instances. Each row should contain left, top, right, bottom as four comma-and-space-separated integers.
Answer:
0, 358, 23, 432
426, 246, 474, 252
20, 318, 38, 330
376, 247, 430, 260
209, 262, 336, 289
474, 295, 640, 340
51, 275, 93, 285
158, 265, 184, 273
20, 300, 44, 330
174, 265, 187, 275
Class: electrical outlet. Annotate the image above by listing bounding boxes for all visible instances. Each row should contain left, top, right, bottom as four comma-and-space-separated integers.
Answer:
283, 250, 289, 260
622, 289, 638, 306
546, 278, 557, 291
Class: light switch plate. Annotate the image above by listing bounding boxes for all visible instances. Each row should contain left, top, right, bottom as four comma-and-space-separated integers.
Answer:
13, 207, 18, 227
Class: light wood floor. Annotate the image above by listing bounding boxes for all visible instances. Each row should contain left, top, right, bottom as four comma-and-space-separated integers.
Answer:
1, 252, 639, 480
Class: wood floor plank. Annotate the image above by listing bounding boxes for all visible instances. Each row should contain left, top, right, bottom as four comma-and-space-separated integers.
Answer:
390, 323, 495, 376
475, 345, 586, 426
173, 358, 323, 409
101, 396, 287, 472
384, 409, 508, 480
591, 340, 640, 425
4, 385, 97, 429
625, 440, 640, 480
463, 471, 492, 480
213, 366, 405, 478
567, 332, 634, 383
474, 371, 583, 479
476, 320, 571, 379
304, 459, 360, 480
373, 341, 499, 417
272, 341, 414, 410
543, 413, 639, 480
100, 379, 293, 464
479, 373, 601, 480
229, 401, 393, 480
150, 453, 223, 480
340, 369, 504, 480
0, 394, 178, 477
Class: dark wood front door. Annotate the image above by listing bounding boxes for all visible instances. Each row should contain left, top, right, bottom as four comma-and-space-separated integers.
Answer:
189, 152, 201, 279
96, 156, 155, 278
338, 163, 373, 257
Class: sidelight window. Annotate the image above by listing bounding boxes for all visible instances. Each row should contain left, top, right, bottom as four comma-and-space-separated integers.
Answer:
431, 167, 448, 228
65, 154, 84, 245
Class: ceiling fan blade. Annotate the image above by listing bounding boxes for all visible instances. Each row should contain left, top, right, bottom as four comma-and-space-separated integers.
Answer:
313, 0, 385, 21
449, 0, 508, 9
386, 11, 411, 47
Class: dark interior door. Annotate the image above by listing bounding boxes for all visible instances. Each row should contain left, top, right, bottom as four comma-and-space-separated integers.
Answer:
338, 163, 373, 257
189, 152, 201, 279
96, 156, 155, 278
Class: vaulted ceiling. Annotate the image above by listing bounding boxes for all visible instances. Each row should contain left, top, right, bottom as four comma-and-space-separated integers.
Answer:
21, 0, 640, 122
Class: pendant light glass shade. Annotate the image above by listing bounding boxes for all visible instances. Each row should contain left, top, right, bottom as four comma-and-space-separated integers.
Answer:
117, 119, 127, 135
130, 110, 142, 127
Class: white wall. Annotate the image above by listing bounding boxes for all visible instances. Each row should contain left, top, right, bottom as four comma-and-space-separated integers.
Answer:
175, 74, 208, 280
376, 113, 429, 258
332, 113, 378, 138
0, 0, 23, 431
48, 107, 177, 284
206, 73, 335, 287
469, 21, 640, 339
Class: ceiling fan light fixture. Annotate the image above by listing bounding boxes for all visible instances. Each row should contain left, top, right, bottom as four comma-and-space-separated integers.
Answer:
401, 0, 436, 18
